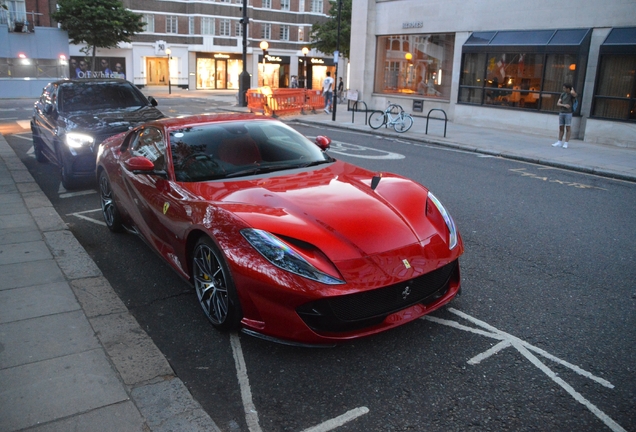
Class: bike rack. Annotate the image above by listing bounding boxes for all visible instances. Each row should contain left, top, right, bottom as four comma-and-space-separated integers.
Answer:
348, 100, 369, 126
425, 108, 448, 137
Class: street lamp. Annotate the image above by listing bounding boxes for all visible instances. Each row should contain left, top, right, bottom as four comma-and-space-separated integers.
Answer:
331, 0, 343, 121
165, 48, 172, 95
301, 47, 309, 89
259, 40, 269, 87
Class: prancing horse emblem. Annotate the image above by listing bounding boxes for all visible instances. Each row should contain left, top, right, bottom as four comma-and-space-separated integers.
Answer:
402, 259, 411, 269
402, 286, 412, 299
163, 202, 170, 215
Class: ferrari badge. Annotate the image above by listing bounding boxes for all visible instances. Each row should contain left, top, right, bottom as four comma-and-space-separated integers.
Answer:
163, 202, 170, 215
402, 259, 411, 269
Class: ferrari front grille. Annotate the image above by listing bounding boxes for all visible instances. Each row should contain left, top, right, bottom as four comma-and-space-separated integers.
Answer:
297, 260, 457, 333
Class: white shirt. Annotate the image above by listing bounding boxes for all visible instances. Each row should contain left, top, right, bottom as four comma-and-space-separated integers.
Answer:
322, 76, 334, 93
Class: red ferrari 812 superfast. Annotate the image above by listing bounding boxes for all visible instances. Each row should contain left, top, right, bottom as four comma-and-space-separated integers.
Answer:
96, 113, 463, 346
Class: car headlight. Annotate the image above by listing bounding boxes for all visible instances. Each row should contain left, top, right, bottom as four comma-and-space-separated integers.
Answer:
65, 132, 94, 148
427, 192, 458, 250
241, 228, 344, 285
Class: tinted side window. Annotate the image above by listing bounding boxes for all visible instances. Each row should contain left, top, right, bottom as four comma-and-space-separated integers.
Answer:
131, 127, 166, 171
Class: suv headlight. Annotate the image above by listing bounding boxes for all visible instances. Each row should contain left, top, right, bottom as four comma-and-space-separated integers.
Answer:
241, 228, 344, 285
65, 132, 94, 148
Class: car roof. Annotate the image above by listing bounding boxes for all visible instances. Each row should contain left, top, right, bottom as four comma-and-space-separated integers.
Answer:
52, 78, 131, 86
144, 113, 277, 129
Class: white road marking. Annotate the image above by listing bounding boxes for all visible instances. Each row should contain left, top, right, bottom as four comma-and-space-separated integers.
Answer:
60, 190, 97, 199
300, 407, 370, 432
230, 333, 369, 432
230, 333, 263, 432
11, 134, 33, 141
426, 308, 624, 432
328, 141, 405, 160
66, 208, 106, 226
16, 120, 30, 129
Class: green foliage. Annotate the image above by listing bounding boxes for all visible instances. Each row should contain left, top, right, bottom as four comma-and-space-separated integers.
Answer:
52, 0, 144, 70
310, 0, 351, 59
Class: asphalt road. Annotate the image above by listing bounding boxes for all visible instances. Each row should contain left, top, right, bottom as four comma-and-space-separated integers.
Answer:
2, 96, 635, 432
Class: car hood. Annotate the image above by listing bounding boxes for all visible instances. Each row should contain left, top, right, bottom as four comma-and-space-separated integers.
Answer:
60, 106, 165, 137
183, 161, 440, 261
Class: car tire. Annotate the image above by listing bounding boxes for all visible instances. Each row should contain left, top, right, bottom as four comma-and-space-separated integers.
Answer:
98, 170, 123, 233
192, 236, 242, 331
56, 145, 79, 190
60, 164, 79, 190
31, 127, 48, 163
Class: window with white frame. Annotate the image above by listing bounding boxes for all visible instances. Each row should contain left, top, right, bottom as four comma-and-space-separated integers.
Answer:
262, 0, 271, 9
310, 0, 322, 13
235, 21, 243, 37
141, 14, 154, 33
280, 25, 289, 41
189, 16, 195, 35
201, 17, 214, 35
262, 23, 271, 40
281, 0, 290, 10
219, 18, 231, 36
166, 15, 178, 34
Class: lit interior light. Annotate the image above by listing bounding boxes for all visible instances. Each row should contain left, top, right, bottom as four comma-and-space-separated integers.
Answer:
18, 53, 27, 59
569, 63, 576, 71
438, 68, 442, 85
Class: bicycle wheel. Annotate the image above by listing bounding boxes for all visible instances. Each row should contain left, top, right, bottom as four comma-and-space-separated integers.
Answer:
368, 111, 387, 129
394, 114, 414, 133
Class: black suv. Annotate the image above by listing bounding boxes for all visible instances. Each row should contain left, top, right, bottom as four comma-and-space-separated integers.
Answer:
31, 78, 165, 189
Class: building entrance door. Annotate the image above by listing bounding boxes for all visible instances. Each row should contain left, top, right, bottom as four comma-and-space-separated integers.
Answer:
147, 58, 169, 86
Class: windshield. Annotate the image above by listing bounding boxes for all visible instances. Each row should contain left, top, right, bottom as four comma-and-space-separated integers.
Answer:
169, 120, 334, 182
57, 82, 147, 112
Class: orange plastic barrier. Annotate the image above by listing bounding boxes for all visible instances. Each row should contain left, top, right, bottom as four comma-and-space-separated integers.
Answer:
304, 89, 324, 113
246, 90, 269, 115
247, 87, 326, 117
268, 89, 304, 117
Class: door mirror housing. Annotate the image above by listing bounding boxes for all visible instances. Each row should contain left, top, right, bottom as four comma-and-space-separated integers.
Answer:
315, 135, 331, 151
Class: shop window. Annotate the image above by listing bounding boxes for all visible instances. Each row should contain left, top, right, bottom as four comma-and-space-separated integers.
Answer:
459, 29, 591, 113
592, 28, 636, 121
374, 34, 455, 99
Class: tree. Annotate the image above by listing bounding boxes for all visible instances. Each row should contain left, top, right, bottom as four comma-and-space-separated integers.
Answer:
52, 0, 144, 74
310, 0, 352, 59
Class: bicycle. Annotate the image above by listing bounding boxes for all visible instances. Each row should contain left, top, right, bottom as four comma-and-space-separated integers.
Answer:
368, 103, 414, 133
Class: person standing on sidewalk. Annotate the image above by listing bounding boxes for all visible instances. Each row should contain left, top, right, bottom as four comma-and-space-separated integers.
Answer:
322, 72, 334, 114
552, 83, 577, 149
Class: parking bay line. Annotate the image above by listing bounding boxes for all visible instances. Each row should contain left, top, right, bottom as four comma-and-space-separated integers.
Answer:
425, 308, 624, 432
67, 208, 106, 226
230, 333, 369, 432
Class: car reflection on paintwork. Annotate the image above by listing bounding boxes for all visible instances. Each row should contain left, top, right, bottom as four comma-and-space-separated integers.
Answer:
30, 78, 165, 189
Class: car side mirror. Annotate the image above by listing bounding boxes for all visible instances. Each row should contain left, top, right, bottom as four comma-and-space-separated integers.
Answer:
124, 156, 155, 173
315, 135, 331, 151
147, 96, 158, 107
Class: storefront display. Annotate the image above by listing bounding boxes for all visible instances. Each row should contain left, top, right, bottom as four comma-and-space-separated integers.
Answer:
374, 34, 455, 99
196, 53, 242, 90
